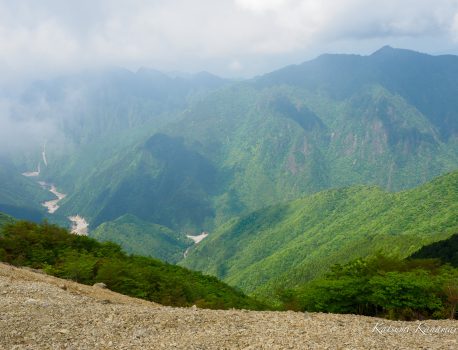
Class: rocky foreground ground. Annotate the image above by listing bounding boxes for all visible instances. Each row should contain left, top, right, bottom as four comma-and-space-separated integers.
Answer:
0, 263, 457, 349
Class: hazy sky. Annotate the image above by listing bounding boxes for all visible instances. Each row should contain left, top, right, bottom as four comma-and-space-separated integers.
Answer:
1, 0, 458, 80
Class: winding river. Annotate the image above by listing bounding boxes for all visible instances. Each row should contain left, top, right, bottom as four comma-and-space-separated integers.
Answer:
22, 145, 89, 235
38, 182, 66, 214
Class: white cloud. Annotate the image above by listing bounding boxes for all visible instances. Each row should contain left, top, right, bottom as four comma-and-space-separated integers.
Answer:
0, 98, 59, 155
0, 0, 457, 79
234, 0, 291, 13
452, 13, 458, 40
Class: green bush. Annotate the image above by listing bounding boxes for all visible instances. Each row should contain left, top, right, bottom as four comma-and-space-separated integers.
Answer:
0, 220, 266, 310
280, 255, 458, 320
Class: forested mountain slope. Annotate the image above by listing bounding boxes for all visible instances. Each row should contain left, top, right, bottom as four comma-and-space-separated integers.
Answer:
4, 47, 458, 251
55, 47, 458, 233
182, 171, 458, 296
0, 158, 48, 222
91, 214, 191, 263
411, 233, 458, 267
0, 219, 264, 310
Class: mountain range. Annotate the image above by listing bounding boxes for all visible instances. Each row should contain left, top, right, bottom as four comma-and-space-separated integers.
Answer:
1, 46, 457, 294
45, 46, 458, 232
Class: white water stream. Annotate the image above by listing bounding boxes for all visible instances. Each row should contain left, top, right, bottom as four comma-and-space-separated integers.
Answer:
22, 163, 40, 177
38, 182, 66, 214
21, 144, 89, 235
68, 215, 89, 236
186, 232, 208, 244
183, 232, 209, 258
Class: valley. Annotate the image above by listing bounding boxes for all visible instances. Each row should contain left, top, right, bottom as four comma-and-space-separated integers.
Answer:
37, 179, 88, 235
38, 46, 458, 239
1, 46, 458, 318
19, 144, 89, 235
182, 170, 458, 296
39, 181, 66, 214
3, 2, 458, 348
183, 232, 209, 258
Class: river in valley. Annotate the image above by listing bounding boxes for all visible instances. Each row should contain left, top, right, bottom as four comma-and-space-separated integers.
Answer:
183, 232, 209, 258
38, 182, 66, 214
21, 145, 89, 235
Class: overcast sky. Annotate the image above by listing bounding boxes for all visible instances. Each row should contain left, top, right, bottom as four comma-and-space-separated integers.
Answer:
1, 0, 458, 81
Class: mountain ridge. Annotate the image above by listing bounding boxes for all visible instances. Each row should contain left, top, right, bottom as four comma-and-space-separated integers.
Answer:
2, 46, 457, 259
181, 170, 458, 296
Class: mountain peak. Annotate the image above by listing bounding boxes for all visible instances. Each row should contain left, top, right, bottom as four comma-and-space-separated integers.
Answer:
370, 45, 430, 59
371, 45, 396, 56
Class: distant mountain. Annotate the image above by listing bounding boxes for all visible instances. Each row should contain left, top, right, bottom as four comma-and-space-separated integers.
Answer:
181, 171, 458, 296
20, 68, 229, 145
42, 48, 455, 234
257, 45, 458, 138
5, 47, 458, 249
155, 46, 457, 228
5, 68, 230, 232
57, 133, 220, 232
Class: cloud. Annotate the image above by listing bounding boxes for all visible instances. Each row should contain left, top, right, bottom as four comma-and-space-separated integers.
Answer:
0, 0, 457, 157
0, 98, 59, 155
452, 12, 458, 40
0, 0, 457, 79
0, 81, 86, 156
234, 0, 291, 13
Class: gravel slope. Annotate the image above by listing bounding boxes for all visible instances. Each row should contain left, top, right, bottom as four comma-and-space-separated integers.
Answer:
0, 262, 457, 349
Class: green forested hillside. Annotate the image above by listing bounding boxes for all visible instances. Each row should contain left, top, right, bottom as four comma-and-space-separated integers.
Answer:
258, 46, 458, 138
3, 47, 457, 260
0, 220, 265, 310
91, 214, 191, 263
411, 233, 458, 267
281, 255, 458, 320
0, 212, 14, 226
1, 47, 458, 319
0, 158, 48, 222
182, 171, 458, 297
42, 47, 458, 234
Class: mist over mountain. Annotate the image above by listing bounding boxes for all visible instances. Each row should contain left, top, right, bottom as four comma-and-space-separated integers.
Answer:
1, 46, 457, 271
4, 1, 458, 344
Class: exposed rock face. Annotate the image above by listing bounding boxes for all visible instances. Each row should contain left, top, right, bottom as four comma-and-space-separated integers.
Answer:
0, 263, 457, 349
